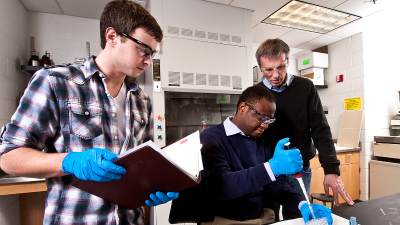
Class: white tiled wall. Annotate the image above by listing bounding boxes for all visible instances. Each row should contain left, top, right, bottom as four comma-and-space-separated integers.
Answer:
360, 4, 400, 199
0, 0, 28, 224
318, 33, 364, 139
319, 1, 400, 200
318, 33, 367, 199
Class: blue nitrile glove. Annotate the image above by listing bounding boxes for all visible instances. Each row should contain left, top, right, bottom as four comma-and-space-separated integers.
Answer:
268, 137, 303, 176
145, 192, 179, 207
299, 201, 333, 225
62, 148, 126, 182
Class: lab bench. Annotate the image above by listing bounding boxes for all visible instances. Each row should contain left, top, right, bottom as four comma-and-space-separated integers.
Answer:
0, 177, 46, 225
333, 192, 400, 225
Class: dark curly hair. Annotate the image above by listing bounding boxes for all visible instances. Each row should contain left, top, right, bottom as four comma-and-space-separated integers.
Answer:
236, 85, 275, 112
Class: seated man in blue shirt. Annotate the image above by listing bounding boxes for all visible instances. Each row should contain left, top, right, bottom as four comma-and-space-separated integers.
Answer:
170, 85, 333, 224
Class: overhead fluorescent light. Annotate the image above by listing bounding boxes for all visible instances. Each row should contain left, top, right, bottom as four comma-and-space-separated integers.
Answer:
261, 0, 361, 34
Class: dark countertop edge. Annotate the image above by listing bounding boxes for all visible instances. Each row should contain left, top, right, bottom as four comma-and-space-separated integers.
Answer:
374, 135, 400, 144
315, 147, 361, 155
0, 177, 45, 185
335, 147, 361, 153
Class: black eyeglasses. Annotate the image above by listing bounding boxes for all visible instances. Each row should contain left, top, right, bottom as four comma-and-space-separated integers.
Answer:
117, 32, 156, 59
245, 103, 275, 125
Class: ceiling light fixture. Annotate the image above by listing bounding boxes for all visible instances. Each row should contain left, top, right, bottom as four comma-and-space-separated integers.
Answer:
261, 0, 361, 34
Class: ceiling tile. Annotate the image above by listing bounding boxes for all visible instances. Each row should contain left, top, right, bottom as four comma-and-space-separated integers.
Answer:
247, 0, 289, 27
278, 29, 321, 47
57, 0, 112, 19
302, 0, 348, 8
20, 0, 62, 14
327, 18, 364, 38
20, 0, 379, 50
335, 0, 384, 17
252, 23, 291, 44
203, 0, 232, 5
231, 0, 284, 11
296, 34, 342, 50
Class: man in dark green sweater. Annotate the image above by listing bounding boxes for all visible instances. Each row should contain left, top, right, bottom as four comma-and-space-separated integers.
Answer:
255, 38, 354, 206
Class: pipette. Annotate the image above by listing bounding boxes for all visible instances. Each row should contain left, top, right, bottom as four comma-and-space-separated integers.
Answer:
284, 142, 315, 219
295, 173, 316, 219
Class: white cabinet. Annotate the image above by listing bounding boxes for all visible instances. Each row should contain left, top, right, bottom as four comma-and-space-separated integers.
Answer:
297, 52, 328, 70
370, 160, 400, 199
300, 68, 325, 85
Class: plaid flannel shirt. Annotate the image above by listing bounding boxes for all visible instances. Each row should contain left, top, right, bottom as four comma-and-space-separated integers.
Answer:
0, 57, 153, 225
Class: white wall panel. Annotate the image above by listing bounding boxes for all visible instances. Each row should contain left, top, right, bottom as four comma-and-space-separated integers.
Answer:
155, 0, 252, 92
161, 37, 247, 91
163, 0, 249, 38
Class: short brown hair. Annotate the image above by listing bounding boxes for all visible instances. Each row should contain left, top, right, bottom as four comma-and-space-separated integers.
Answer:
100, 0, 163, 49
255, 39, 290, 66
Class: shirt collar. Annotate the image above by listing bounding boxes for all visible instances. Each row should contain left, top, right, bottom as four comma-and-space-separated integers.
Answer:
124, 77, 139, 92
82, 56, 99, 79
223, 117, 246, 136
262, 73, 294, 92
80, 56, 139, 92
63, 56, 99, 85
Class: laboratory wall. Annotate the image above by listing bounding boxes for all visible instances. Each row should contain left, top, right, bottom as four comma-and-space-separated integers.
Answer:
0, 0, 29, 224
27, 12, 102, 65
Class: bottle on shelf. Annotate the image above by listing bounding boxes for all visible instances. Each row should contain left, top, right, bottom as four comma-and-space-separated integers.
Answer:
28, 51, 40, 66
75, 41, 91, 64
28, 36, 40, 66
41, 51, 54, 67
48, 52, 55, 66
86, 41, 91, 58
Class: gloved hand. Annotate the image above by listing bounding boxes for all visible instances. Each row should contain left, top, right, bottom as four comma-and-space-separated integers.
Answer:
145, 192, 179, 207
268, 137, 303, 176
299, 201, 333, 225
62, 148, 126, 182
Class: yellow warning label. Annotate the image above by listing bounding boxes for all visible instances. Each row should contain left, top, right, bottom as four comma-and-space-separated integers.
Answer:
344, 97, 362, 110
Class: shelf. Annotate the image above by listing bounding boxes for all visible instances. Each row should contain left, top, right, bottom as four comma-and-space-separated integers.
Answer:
20, 65, 43, 76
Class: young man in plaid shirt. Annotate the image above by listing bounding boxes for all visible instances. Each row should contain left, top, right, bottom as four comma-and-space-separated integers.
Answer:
0, 1, 177, 224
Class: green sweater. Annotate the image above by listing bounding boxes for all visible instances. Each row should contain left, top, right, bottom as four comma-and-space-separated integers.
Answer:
258, 76, 340, 175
